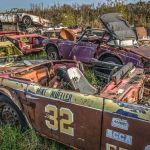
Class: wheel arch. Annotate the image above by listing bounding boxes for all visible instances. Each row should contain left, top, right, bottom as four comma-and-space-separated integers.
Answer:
99, 53, 123, 64
45, 43, 59, 52
45, 43, 60, 57
0, 88, 31, 127
0, 88, 21, 109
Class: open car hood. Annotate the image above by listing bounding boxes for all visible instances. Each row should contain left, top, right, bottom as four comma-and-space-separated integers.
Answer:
100, 13, 137, 40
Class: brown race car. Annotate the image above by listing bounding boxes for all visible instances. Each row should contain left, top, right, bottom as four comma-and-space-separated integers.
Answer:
0, 59, 149, 150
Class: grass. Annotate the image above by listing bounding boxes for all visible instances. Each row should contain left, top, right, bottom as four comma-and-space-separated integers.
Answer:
84, 69, 105, 92
0, 126, 72, 150
23, 50, 47, 60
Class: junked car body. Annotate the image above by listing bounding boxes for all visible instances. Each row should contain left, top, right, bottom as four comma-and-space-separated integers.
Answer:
0, 8, 50, 27
6, 34, 48, 54
0, 41, 22, 58
45, 13, 150, 72
0, 59, 149, 150
0, 31, 25, 42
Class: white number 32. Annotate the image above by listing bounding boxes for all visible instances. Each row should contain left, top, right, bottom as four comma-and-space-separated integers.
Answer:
45, 104, 74, 136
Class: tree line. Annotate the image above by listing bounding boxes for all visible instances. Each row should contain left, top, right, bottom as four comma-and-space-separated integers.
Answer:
26, 0, 150, 28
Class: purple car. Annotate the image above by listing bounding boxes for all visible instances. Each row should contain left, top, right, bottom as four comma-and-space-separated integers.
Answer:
45, 13, 150, 71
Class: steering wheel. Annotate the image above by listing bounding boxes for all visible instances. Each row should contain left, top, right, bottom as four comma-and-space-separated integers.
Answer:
77, 27, 93, 42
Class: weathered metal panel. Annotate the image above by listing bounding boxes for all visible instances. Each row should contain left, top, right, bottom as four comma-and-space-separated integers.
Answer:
101, 99, 150, 150
34, 98, 102, 150
25, 86, 104, 150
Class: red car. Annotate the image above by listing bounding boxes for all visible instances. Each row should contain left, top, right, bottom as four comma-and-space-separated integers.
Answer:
7, 34, 48, 54
0, 31, 25, 41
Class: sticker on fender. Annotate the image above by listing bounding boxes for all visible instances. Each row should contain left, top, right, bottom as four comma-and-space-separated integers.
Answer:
111, 118, 129, 130
106, 129, 132, 145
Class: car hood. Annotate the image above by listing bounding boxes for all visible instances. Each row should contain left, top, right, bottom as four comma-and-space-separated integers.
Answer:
100, 13, 137, 40
127, 46, 150, 60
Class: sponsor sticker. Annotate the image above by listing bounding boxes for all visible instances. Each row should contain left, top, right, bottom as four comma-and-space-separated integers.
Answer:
145, 145, 150, 150
106, 129, 132, 145
49, 90, 72, 102
111, 118, 129, 130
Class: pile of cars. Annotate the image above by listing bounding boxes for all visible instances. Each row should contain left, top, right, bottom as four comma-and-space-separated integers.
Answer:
0, 11, 149, 150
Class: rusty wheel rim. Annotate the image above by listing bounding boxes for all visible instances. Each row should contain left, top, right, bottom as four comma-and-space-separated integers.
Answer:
48, 52, 58, 60
0, 103, 21, 127
23, 18, 32, 27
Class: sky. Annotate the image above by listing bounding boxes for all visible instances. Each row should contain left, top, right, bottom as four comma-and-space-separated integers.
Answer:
0, 0, 148, 10
0, 0, 102, 10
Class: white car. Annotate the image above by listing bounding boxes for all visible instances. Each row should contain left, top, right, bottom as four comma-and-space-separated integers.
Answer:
0, 8, 50, 27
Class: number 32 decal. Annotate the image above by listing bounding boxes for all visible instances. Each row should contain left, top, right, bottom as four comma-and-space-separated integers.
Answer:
45, 104, 74, 136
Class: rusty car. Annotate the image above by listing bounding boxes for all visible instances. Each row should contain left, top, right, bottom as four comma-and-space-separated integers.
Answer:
45, 13, 150, 74
6, 34, 48, 54
0, 58, 149, 150
0, 8, 50, 27
0, 31, 26, 42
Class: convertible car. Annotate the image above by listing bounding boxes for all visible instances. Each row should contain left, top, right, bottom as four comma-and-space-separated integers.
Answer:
0, 8, 50, 27
45, 13, 150, 73
0, 59, 149, 150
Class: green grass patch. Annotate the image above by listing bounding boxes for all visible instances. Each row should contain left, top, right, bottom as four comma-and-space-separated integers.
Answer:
0, 126, 72, 150
23, 50, 47, 60
85, 69, 105, 92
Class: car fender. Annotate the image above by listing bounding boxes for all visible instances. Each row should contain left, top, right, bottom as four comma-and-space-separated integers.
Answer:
0, 87, 20, 107
45, 41, 62, 57
0, 87, 32, 127
98, 51, 124, 64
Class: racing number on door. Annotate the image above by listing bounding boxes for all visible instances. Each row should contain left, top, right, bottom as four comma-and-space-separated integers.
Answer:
45, 104, 74, 136
45, 105, 58, 131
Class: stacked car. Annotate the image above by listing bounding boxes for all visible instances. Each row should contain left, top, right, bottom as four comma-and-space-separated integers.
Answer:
0, 10, 149, 150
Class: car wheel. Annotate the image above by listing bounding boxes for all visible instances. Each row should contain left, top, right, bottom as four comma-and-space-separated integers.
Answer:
46, 46, 60, 60
0, 95, 28, 129
22, 16, 32, 27
102, 57, 122, 65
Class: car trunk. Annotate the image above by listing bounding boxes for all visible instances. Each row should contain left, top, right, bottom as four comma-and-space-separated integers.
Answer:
127, 46, 150, 60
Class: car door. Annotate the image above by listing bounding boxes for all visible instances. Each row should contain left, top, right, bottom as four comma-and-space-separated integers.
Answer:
25, 84, 103, 150
101, 99, 150, 150
71, 41, 98, 63
58, 40, 76, 59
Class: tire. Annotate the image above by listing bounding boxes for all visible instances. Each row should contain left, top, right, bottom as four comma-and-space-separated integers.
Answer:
22, 16, 32, 27
0, 95, 28, 129
102, 57, 122, 65
46, 46, 60, 60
